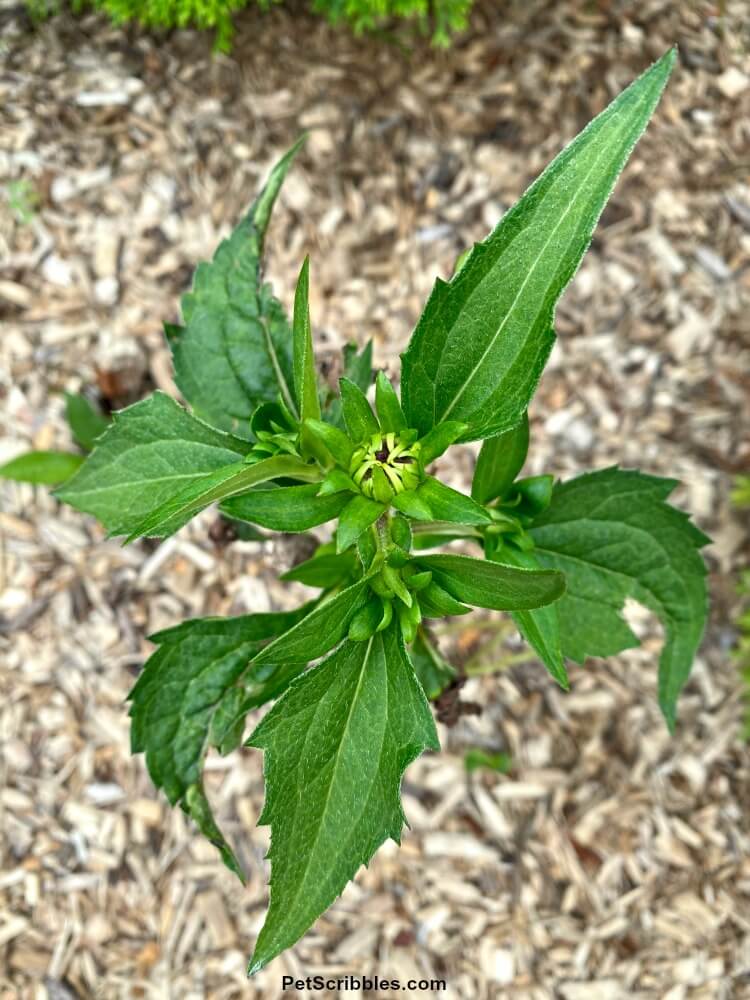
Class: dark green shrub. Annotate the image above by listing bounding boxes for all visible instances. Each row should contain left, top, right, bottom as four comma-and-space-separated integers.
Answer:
29, 0, 473, 51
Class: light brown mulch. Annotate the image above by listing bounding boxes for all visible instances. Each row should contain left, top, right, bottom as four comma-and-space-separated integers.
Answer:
1, 1, 750, 996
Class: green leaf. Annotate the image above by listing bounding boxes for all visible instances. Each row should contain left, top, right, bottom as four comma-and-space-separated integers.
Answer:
0, 450, 83, 485
375, 371, 407, 432
129, 609, 309, 880
247, 625, 438, 973
393, 476, 491, 526
339, 377, 379, 443
512, 474, 554, 518
323, 341, 373, 429
220, 483, 348, 533
401, 50, 676, 441
472, 413, 529, 504
125, 454, 319, 542
415, 553, 565, 611
171, 140, 304, 436
410, 628, 456, 699
64, 392, 109, 451
418, 579, 471, 618
528, 467, 709, 729
464, 749, 511, 774
486, 540, 568, 688
281, 548, 358, 588
56, 392, 253, 536
252, 578, 372, 666
418, 421, 469, 465
292, 257, 325, 464
304, 419, 353, 467
336, 495, 387, 553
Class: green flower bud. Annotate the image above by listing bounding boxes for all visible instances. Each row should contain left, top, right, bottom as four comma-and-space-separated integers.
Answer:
349, 431, 422, 501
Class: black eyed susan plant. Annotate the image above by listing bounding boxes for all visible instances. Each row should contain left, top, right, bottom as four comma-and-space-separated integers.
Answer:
1, 49, 709, 973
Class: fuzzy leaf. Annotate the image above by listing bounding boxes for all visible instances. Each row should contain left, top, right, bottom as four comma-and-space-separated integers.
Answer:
415, 553, 565, 611
56, 392, 252, 536
252, 578, 372, 666
472, 413, 529, 504
401, 51, 675, 441
125, 455, 319, 541
247, 625, 438, 973
221, 483, 348, 532
393, 476, 491, 526
339, 377, 379, 443
336, 495, 387, 552
172, 141, 304, 436
129, 609, 310, 879
375, 371, 407, 432
529, 467, 709, 729
486, 540, 568, 688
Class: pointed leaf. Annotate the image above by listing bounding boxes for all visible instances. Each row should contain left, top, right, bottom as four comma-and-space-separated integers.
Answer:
281, 549, 358, 589
172, 141, 305, 435
339, 377, 379, 443
292, 257, 324, 464
221, 483, 348, 532
529, 467, 709, 729
129, 609, 309, 879
56, 392, 252, 536
252, 578, 372, 666
415, 553, 565, 611
304, 418, 353, 467
247, 625, 438, 973
418, 420, 469, 465
1, 450, 83, 485
472, 413, 529, 504
486, 540, 568, 688
375, 371, 407, 432
64, 392, 109, 451
401, 51, 676, 440
126, 454, 319, 541
337, 495, 387, 553
393, 476, 491, 526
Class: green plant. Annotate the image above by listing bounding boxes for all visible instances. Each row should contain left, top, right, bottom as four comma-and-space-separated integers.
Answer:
4, 179, 39, 226
29, 0, 472, 52
1, 50, 710, 973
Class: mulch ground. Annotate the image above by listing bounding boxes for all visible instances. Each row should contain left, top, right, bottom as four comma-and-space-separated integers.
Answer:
1, 0, 750, 996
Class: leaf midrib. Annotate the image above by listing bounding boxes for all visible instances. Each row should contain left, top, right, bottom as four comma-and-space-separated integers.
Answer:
438, 94, 644, 426
265, 636, 378, 950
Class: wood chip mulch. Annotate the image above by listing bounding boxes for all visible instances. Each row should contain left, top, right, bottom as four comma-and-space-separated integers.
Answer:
1, 1, 750, 996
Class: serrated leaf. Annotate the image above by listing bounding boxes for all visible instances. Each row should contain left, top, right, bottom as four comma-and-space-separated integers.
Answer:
472, 413, 529, 504
247, 625, 438, 973
415, 553, 565, 611
125, 454, 319, 542
528, 467, 709, 729
401, 50, 675, 441
129, 609, 310, 879
252, 578, 372, 666
220, 483, 348, 532
393, 476, 491, 526
56, 392, 252, 536
64, 392, 109, 451
172, 141, 304, 435
486, 540, 568, 688
0, 450, 83, 485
